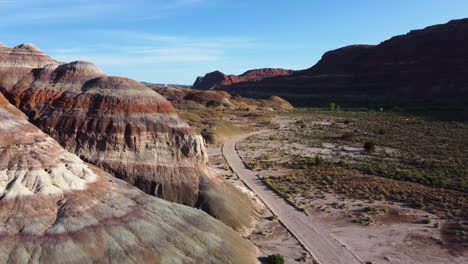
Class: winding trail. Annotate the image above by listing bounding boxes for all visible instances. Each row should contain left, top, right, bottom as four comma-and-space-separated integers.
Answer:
223, 130, 362, 264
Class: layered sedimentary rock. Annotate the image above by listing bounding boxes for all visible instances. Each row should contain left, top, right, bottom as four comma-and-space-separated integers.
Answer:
0, 44, 59, 90
149, 85, 234, 109
149, 84, 293, 112
0, 44, 259, 234
0, 92, 258, 264
1, 59, 203, 205
216, 19, 468, 99
193, 68, 293, 90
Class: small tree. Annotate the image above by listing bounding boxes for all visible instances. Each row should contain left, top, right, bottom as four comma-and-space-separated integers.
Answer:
267, 254, 285, 264
363, 142, 376, 153
329, 102, 336, 111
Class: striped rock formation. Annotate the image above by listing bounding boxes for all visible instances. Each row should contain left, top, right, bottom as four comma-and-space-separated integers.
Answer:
192, 68, 293, 90
0, 44, 259, 234
213, 19, 468, 100
149, 85, 234, 109
0, 92, 258, 264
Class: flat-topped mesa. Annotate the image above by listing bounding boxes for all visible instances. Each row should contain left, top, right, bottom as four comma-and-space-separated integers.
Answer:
193, 68, 293, 90
0, 44, 260, 234
219, 18, 468, 99
0, 94, 259, 264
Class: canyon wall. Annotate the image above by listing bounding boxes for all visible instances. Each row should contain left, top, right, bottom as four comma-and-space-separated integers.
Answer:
208, 19, 468, 101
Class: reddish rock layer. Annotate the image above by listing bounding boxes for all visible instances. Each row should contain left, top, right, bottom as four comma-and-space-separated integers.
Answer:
0, 44, 260, 234
218, 19, 468, 100
0, 44, 60, 91
192, 68, 293, 90
0, 94, 259, 264
0, 58, 204, 206
149, 85, 233, 109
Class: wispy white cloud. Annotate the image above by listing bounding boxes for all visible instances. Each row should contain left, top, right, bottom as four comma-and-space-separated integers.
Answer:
0, 0, 206, 24
46, 31, 255, 67
100, 30, 257, 49
0, 1, 120, 24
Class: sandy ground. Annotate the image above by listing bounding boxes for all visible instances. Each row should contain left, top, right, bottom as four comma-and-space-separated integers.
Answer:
207, 146, 313, 264
235, 116, 467, 264
223, 133, 362, 264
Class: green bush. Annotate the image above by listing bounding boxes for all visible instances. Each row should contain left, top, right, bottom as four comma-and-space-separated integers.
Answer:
421, 219, 432, 224
267, 254, 285, 264
268, 215, 279, 221
314, 154, 325, 166
364, 142, 376, 152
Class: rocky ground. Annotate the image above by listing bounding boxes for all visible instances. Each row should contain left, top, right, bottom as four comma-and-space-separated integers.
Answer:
207, 146, 313, 264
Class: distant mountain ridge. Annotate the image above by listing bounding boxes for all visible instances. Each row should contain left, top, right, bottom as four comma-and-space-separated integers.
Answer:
141, 81, 192, 88
201, 18, 468, 102
192, 68, 293, 90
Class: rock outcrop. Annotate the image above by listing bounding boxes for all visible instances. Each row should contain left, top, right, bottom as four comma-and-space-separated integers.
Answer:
149, 84, 293, 112
0, 43, 59, 90
149, 85, 234, 109
0, 92, 259, 264
216, 19, 468, 100
192, 68, 293, 90
0, 44, 260, 234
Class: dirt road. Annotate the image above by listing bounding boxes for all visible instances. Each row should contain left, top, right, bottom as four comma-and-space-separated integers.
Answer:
223, 131, 362, 264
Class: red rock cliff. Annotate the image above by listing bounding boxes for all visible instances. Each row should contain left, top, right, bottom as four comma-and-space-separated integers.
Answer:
192, 68, 293, 90
217, 19, 468, 100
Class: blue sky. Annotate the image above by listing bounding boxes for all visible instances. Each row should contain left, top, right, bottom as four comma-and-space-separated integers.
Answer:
1, 0, 467, 84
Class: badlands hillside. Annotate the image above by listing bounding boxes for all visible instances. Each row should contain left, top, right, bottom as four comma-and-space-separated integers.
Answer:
0, 92, 259, 264
0, 43, 262, 263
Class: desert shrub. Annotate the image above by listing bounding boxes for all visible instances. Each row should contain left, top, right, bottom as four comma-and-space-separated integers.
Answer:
268, 215, 279, 221
378, 128, 386, 135
421, 219, 432, 224
314, 154, 325, 166
329, 102, 336, 111
344, 119, 351, 124
267, 254, 285, 264
363, 141, 376, 152
295, 120, 305, 126
341, 132, 354, 141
